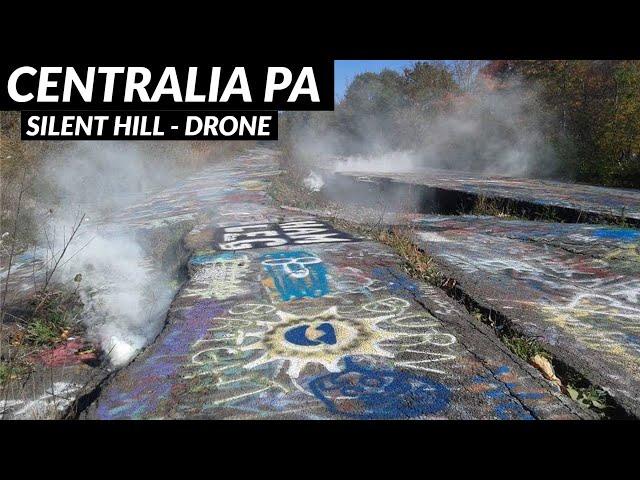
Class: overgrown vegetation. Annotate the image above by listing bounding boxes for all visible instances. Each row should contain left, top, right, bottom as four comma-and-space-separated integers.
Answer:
469, 195, 560, 222
376, 228, 443, 286
0, 286, 85, 388
22, 290, 83, 346
470, 195, 519, 218
489, 60, 640, 187
0, 358, 30, 384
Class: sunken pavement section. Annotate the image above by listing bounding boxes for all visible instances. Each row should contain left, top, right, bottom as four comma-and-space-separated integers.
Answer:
329, 168, 640, 225
83, 149, 587, 420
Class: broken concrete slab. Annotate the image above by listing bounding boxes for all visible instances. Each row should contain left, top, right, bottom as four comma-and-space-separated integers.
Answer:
409, 215, 640, 417
0, 357, 109, 420
328, 168, 640, 224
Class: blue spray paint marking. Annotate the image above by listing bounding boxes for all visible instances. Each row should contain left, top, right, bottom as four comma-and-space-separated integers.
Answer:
473, 365, 542, 420
372, 267, 420, 297
625, 334, 640, 346
260, 251, 329, 301
496, 402, 533, 420
309, 357, 450, 419
285, 323, 337, 346
624, 334, 640, 354
190, 251, 236, 266
592, 228, 640, 242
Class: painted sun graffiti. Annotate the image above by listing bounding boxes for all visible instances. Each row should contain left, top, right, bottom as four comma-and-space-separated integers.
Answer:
241, 307, 397, 378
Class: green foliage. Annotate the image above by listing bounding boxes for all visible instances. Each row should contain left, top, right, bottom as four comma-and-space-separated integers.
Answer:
25, 318, 63, 346
566, 384, 609, 412
21, 290, 82, 348
402, 61, 460, 108
0, 357, 32, 385
377, 227, 444, 287
343, 69, 408, 117
488, 60, 640, 187
502, 335, 550, 362
0, 362, 9, 383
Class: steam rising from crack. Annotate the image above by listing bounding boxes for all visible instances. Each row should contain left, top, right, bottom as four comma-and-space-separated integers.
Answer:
40, 142, 195, 367
59, 233, 175, 367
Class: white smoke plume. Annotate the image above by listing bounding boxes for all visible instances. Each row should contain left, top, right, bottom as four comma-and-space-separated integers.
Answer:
284, 74, 558, 181
407, 81, 557, 177
35, 142, 203, 367
303, 171, 325, 191
332, 151, 418, 173
43, 141, 194, 214
56, 232, 175, 367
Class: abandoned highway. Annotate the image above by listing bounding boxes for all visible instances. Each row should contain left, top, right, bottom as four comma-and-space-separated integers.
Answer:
3, 147, 640, 419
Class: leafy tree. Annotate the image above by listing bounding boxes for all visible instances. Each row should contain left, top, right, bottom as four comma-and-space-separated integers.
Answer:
483, 60, 640, 186
402, 61, 459, 112
341, 69, 407, 116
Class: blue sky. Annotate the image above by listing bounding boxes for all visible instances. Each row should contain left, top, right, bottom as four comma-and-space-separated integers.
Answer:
334, 60, 424, 100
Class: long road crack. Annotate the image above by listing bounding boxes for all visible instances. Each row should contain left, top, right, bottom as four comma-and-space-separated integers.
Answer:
381, 266, 553, 420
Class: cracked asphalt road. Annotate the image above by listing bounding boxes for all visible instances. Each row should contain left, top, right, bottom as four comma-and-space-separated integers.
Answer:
82, 149, 587, 420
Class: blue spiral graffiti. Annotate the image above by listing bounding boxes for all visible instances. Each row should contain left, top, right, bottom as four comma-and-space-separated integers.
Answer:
309, 357, 451, 419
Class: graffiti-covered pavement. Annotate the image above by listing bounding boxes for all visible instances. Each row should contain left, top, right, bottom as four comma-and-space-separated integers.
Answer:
408, 216, 640, 417
1, 149, 282, 419
83, 149, 587, 420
